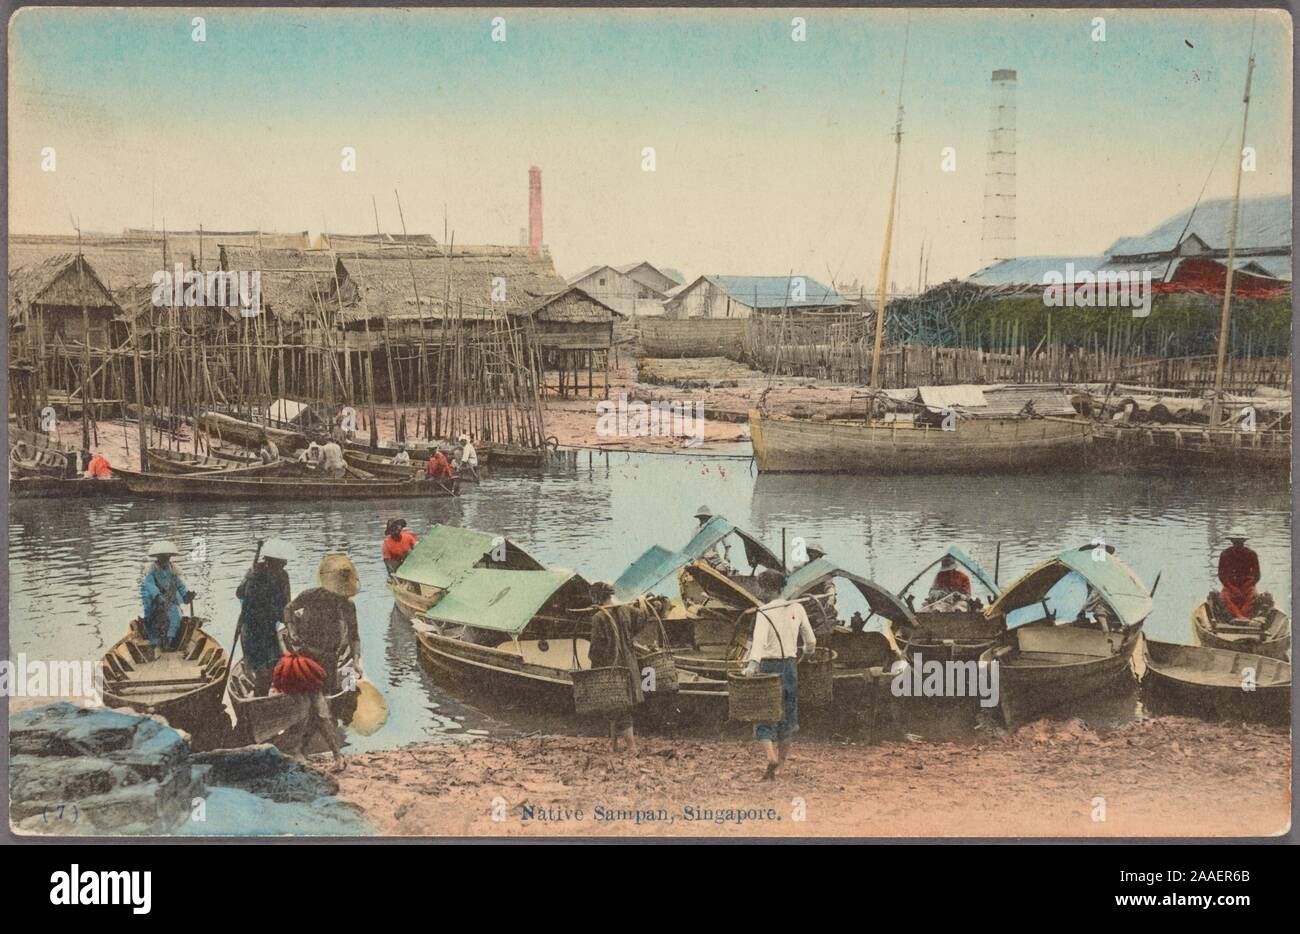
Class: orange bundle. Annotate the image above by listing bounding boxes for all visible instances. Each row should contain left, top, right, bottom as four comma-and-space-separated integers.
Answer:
272, 652, 326, 694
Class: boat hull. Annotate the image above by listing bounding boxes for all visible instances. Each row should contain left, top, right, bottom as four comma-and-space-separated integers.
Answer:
749, 411, 1092, 474
100, 619, 229, 744
1191, 603, 1290, 660
114, 467, 457, 500
982, 625, 1140, 729
1140, 638, 1290, 722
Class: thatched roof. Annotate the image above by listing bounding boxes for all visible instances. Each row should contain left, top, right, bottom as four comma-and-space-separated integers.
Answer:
329, 247, 567, 323
219, 245, 349, 321
8, 253, 118, 321
532, 286, 624, 322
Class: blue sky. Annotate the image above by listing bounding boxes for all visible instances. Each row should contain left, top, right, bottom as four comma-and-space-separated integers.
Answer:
9, 7, 1292, 284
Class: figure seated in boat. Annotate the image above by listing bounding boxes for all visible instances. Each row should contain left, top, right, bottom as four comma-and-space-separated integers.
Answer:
1208, 534, 1273, 624
1072, 585, 1117, 632
919, 556, 983, 614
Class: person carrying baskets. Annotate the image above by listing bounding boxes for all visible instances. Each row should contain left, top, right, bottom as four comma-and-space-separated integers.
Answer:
587, 581, 647, 756
740, 569, 816, 781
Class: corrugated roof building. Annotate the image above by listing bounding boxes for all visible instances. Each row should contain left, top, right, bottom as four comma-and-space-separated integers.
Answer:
664, 274, 856, 319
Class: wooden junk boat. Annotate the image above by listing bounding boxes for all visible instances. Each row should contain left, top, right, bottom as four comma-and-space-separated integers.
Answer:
1140, 638, 1290, 722
747, 385, 1092, 474
112, 466, 457, 500
894, 545, 1004, 661
1191, 600, 1290, 661
979, 547, 1154, 728
1089, 422, 1289, 473
100, 617, 229, 742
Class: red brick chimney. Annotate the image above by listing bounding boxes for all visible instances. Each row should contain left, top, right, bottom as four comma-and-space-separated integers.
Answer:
528, 165, 542, 257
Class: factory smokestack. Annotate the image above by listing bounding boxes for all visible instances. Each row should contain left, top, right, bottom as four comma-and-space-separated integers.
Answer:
528, 166, 543, 257
981, 69, 1017, 266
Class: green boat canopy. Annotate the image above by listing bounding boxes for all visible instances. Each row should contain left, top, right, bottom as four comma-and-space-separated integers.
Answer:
987, 548, 1154, 629
422, 568, 582, 635
393, 523, 542, 590
613, 515, 782, 601
783, 557, 916, 626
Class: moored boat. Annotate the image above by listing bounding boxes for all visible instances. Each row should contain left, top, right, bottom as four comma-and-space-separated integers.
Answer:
198, 411, 308, 452
894, 546, 1004, 661
100, 618, 229, 742
226, 658, 352, 752
343, 449, 424, 479
1140, 637, 1290, 722
145, 446, 261, 474
1191, 601, 1290, 660
978, 547, 1154, 728
748, 407, 1092, 474
112, 466, 457, 500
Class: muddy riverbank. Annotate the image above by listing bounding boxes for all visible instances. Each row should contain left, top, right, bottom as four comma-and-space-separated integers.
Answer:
331, 716, 1291, 838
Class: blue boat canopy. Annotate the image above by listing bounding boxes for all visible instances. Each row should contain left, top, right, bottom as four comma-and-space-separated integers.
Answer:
783, 557, 916, 626
900, 545, 1000, 599
613, 515, 782, 601
988, 548, 1153, 629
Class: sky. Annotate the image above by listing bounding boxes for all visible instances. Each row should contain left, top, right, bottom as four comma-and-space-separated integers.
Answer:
8, 7, 1293, 286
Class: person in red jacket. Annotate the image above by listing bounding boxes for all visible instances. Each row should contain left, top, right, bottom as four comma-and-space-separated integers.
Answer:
1218, 535, 1261, 619
931, 555, 971, 597
425, 449, 454, 480
85, 452, 113, 479
382, 518, 419, 574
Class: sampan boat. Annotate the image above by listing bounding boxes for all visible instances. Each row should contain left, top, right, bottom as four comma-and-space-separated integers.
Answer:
978, 547, 1154, 728
894, 545, 1004, 661
145, 446, 261, 474
112, 466, 457, 500
387, 524, 549, 619
101, 617, 229, 741
1191, 601, 1290, 661
226, 658, 353, 753
343, 449, 424, 479
197, 411, 308, 452
1140, 637, 1290, 722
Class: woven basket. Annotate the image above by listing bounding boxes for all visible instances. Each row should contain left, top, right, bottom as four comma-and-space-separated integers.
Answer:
727, 672, 783, 722
638, 649, 679, 695
798, 647, 834, 708
572, 666, 635, 716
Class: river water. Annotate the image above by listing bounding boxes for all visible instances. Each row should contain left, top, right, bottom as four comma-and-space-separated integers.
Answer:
6, 451, 1291, 750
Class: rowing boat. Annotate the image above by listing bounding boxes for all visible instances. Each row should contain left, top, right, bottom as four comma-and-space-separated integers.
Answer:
1191, 601, 1290, 660
978, 547, 1153, 728
1140, 637, 1290, 721
101, 618, 229, 742
145, 446, 261, 474
226, 658, 351, 752
112, 466, 458, 500
198, 411, 308, 452
343, 449, 423, 479
894, 546, 1004, 661
9, 476, 126, 498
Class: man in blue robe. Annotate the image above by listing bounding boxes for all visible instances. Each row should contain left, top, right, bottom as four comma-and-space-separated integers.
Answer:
140, 541, 196, 650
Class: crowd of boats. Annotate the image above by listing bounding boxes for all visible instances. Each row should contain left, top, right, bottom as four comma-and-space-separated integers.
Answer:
94, 508, 1290, 758
7, 408, 569, 500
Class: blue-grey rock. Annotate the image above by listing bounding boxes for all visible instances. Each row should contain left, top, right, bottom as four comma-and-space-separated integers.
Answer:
189, 745, 338, 802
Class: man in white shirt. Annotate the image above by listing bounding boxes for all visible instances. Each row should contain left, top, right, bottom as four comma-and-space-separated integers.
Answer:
458, 434, 478, 469
389, 444, 411, 466
741, 569, 816, 781
320, 439, 346, 478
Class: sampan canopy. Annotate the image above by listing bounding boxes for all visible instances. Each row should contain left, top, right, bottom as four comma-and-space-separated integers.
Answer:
393, 523, 542, 590
613, 515, 782, 601
783, 557, 917, 626
422, 568, 583, 635
987, 548, 1153, 629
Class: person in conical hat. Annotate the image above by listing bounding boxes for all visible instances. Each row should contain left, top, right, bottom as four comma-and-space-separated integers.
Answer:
140, 542, 195, 649
694, 504, 713, 525
279, 553, 362, 769
236, 538, 293, 692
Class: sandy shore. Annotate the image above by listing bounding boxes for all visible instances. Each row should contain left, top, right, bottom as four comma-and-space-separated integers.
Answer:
332, 716, 1291, 838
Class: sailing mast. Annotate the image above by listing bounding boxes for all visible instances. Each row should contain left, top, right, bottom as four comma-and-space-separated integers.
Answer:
869, 21, 909, 389
1208, 19, 1257, 427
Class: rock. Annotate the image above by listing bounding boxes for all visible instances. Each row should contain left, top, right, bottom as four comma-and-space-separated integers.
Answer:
9, 755, 117, 819
189, 745, 338, 802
